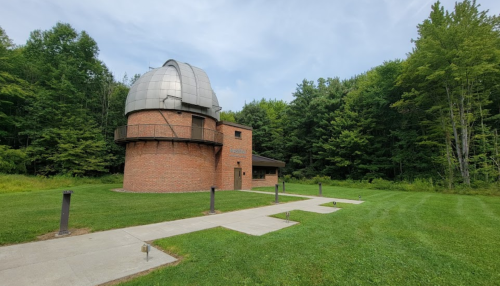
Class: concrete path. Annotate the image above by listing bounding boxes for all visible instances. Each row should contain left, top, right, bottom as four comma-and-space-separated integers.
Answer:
0, 191, 362, 286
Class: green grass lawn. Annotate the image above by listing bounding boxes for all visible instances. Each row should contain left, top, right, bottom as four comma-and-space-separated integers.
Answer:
120, 183, 500, 285
0, 173, 123, 194
0, 184, 303, 245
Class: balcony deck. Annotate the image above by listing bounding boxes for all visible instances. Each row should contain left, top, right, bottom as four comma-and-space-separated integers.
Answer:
114, 124, 223, 146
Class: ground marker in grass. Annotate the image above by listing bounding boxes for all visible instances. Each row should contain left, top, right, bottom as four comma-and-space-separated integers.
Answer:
141, 244, 151, 261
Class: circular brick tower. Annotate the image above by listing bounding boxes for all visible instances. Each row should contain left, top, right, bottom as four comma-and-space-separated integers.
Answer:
115, 59, 223, 192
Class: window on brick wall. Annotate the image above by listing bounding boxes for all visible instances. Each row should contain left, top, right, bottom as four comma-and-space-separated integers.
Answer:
266, 168, 276, 175
252, 168, 265, 179
235, 130, 241, 139
252, 167, 276, 179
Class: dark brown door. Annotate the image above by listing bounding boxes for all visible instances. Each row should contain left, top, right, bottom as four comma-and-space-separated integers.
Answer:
191, 117, 204, 140
234, 168, 242, 190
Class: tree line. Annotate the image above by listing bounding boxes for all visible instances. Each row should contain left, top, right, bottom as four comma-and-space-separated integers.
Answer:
0, 23, 130, 176
1, 1, 499, 188
223, 1, 500, 187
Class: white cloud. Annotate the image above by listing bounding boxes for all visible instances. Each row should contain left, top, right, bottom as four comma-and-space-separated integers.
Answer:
213, 86, 239, 111
1, 0, 499, 112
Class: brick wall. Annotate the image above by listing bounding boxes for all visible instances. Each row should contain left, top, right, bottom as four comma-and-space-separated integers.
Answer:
123, 110, 218, 192
216, 122, 253, 190
123, 141, 216, 192
252, 170, 279, 188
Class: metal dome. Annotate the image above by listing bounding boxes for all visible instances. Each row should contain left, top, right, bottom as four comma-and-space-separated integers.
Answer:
125, 59, 221, 120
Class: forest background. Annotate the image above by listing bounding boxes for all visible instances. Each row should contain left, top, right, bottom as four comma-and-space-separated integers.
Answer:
1, 0, 499, 191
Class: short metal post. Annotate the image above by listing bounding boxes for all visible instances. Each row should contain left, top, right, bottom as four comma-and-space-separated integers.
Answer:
283, 181, 285, 193
319, 182, 322, 197
210, 186, 215, 214
147, 244, 150, 261
58, 190, 73, 236
141, 244, 151, 261
275, 184, 279, 204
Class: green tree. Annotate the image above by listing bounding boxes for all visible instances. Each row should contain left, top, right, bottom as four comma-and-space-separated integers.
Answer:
399, 0, 500, 185
282, 80, 320, 177
101, 81, 128, 173
235, 101, 272, 156
220, 110, 238, 122
320, 62, 407, 180
256, 99, 287, 161
0, 145, 26, 173
22, 23, 114, 175
0, 27, 34, 148
283, 78, 348, 178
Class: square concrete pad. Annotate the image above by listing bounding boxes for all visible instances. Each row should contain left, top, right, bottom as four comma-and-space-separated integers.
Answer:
222, 216, 298, 236
64, 242, 176, 285
0, 231, 177, 286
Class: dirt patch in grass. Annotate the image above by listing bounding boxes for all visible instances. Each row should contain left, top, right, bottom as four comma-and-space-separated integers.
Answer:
37, 228, 91, 241
202, 210, 222, 215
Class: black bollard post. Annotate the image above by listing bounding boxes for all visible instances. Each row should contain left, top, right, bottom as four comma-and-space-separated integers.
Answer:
283, 181, 285, 193
275, 184, 279, 204
210, 186, 216, 214
319, 182, 322, 197
58, 190, 73, 236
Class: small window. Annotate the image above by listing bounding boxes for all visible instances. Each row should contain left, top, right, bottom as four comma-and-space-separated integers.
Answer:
252, 169, 265, 180
266, 168, 276, 175
235, 131, 241, 139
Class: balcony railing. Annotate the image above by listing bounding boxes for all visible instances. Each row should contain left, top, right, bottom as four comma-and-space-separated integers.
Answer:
114, 124, 223, 145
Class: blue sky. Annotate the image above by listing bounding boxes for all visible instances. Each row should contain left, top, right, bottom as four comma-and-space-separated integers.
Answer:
1, 0, 499, 111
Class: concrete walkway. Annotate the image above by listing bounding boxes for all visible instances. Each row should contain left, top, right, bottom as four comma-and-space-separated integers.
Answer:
0, 191, 362, 286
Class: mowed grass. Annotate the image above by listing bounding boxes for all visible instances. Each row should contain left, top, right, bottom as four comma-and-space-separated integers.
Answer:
0, 184, 303, 245
0, 173, 123, 194
121, 183, 500, 285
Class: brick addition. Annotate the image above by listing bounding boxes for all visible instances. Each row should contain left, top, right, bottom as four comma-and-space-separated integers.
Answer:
215, 121, 252, 190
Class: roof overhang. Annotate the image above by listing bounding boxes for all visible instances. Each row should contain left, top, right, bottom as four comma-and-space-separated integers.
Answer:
217, 121, 253, 130
252, 154, 285, 168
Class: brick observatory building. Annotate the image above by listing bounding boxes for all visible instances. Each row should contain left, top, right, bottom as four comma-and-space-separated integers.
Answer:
115, 59, 284, 192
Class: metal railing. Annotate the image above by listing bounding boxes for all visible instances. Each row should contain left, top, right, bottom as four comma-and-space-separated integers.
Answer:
114, 124, 223, 145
